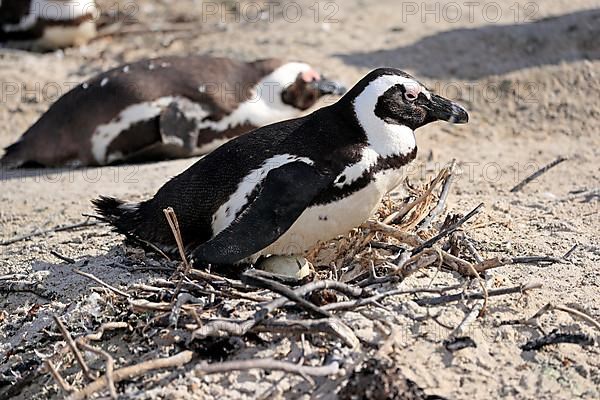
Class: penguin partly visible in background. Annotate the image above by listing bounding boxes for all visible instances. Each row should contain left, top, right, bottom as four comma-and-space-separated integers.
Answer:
0, 56, 346, 168
93, 68, 468, 266
0, 0, 98, 49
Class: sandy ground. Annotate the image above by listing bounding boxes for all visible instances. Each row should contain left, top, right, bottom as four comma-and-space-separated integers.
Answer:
1, 0, 599, 399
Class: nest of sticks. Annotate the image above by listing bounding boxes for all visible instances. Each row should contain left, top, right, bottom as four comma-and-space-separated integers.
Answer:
10, 162, 598, 400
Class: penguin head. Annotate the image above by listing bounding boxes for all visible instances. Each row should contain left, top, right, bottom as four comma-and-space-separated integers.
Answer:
281, 68, 347, 111
257, 62, 345, 111
348, 68, 469, 132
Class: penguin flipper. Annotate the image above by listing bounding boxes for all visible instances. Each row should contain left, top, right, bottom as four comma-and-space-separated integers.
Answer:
191, 161, 332, 266
158, 99, 201, 153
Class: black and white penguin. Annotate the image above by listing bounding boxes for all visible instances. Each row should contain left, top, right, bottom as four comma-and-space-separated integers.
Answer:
0, 0, 98, 49
93, 68, 468, 265
0, 56, 345, 168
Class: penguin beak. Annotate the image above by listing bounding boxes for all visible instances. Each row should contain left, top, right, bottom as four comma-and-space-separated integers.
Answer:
426, 94, 469, 124
309, 78, 347, 96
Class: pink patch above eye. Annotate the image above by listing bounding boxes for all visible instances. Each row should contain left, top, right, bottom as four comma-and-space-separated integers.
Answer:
405, 84, 420, 99
301, 70, 321, 83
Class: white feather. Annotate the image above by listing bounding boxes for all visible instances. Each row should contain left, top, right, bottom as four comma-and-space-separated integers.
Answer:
249, 169, 404, 262
202, 62, 313, 131
91, 96, 211, 164
91, 97, 175, 164
353, 74, 429, 157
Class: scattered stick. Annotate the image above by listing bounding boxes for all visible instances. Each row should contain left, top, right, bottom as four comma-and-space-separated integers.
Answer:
0, 219, 98, 246
510, 156, 567, 193
384, 167, 450, 225
0, 280, 53, 299
415, 282, 541, 307
194, 357, 340, 378
44, 360, 74, 393
512, 256, 565, 265
321, 286, 453, 312
242, 270, 332, 318
409, 203, 484, 256
253, 319, 359, 348
67, 351, 194, 400
53, 315, 95, 381
563, 244, 578, 260
163, 207, 193, 306
73, 269, 130, 298
50, 250, 76, 264
169, 293, 205, 327
163, 207, 191, 273
474, 255, 565, 273
84, 322, 129, 341
521, 330, 595, 351
363, 221, 423, 247
461, 234, 484, 263
418, 160, 456, 231
523, 303, 600, 333
76, 341, 118, 399
448, 302, 484, 339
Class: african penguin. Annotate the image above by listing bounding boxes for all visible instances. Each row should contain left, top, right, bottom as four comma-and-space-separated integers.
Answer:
0, 0, 98, 49
0, 56, 345, 168
93, 68, 469, 266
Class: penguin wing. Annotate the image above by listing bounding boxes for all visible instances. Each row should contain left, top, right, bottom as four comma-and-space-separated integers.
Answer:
191, 161, 333, 265
158, 98, 202, 153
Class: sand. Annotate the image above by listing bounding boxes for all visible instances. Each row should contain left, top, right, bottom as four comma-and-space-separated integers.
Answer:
1, 0, 599, 399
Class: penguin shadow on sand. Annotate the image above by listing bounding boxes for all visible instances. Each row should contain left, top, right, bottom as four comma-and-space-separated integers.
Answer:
337, 9, 600, 80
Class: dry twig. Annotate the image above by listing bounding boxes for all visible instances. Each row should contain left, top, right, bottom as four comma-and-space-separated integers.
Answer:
521, 330, 595, 351
67, 351, 194, 400
76, 341, 118, 399
194, 357, 340, 378
510, 157, 567, 193
410, 203, 484, 256
415, 282, 541, 307
0, 219, 98, 246
73, 269, 130, 298
53, 315, 94, 381
44, 360, 74, 394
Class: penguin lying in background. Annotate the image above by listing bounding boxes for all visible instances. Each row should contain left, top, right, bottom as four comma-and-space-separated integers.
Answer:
0, 0, 98, 49
93, 68, 468, 266
0, 56, 345, 168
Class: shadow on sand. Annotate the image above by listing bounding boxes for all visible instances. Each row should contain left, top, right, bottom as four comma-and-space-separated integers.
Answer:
337, 9, 600, 80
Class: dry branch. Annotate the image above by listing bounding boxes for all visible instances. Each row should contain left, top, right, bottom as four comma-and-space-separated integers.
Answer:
67, 351, 194, 400
521, 330, 595, 351
53, 315, 94, 381
414, 282, 541, 306
254, 318, 359, 348
242, 270, 331, 318
510, 157, 567, 193
44, 360, 74, 394
73, 269, 130, 298
409, 203, 484, 257
76, 341, 118, 399
0, 219, 98, 246
418, 160, 456, 231
194, 357, 340, 378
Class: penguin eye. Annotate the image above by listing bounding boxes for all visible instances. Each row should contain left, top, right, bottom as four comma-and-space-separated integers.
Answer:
404, 91, 418, 102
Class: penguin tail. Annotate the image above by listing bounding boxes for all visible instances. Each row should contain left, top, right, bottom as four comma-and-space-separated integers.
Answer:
92, 196, 143, 235
0, 142, 27, 169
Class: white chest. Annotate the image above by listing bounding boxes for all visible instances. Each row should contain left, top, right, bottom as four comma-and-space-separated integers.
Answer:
249, 168, 403, 261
